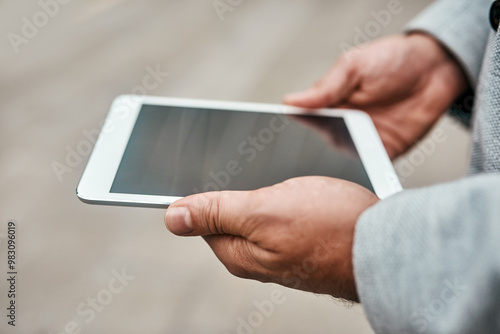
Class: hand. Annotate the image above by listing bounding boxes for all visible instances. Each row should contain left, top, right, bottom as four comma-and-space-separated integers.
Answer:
164, 176, 379, 301
284, 33, 468, 158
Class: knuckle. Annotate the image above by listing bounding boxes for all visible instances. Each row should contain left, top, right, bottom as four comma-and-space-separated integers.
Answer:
198, 194, 223, 234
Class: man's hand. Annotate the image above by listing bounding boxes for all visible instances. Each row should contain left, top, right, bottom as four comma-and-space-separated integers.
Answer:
284, 33, 468, 158
164, 176, 379, 302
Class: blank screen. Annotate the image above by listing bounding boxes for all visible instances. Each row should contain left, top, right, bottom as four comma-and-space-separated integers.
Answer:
110, 104, 373, 196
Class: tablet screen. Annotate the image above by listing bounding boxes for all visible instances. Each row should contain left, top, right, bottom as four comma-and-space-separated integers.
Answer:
110, 104, 374, 196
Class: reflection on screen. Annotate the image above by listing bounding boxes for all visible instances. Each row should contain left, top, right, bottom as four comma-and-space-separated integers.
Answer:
110, 105, 374, 196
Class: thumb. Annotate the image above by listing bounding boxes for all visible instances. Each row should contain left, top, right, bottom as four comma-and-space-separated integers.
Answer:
283, 59, 359, 108
164, 191, 254, 237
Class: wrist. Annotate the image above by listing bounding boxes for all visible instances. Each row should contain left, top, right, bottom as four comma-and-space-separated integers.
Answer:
337, 197, 380, 303
405, 31, 469, 94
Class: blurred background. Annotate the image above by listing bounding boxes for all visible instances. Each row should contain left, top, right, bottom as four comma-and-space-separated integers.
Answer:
0, 0, 470, 333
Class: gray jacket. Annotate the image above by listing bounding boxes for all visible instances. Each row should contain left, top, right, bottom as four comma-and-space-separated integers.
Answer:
353, 0, 500, 333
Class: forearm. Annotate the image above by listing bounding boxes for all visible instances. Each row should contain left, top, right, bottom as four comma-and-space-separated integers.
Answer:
353, 174, 500, 333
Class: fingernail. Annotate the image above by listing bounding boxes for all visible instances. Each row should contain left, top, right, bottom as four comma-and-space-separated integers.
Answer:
165, 207, 193, 235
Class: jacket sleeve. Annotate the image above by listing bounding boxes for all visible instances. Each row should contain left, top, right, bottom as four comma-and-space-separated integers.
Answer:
406, 0, 491, 87
353, 174, 500, 333
405, 0, 492, 126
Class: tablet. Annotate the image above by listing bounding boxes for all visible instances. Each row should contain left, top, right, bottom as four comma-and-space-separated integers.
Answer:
77, 95, 401, 208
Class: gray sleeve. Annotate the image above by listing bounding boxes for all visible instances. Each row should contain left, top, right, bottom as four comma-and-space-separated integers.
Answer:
406, 0, 491, 88
353, 174, 500, 334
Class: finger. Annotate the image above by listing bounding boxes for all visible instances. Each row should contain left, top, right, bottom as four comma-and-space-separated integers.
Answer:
202, 235, 275, 282
347, 78, 418, 107
164, 190, 259, 238
283, 59, 360, 108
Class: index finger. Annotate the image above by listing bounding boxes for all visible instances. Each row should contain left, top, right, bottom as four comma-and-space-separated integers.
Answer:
283, 58, 360, 108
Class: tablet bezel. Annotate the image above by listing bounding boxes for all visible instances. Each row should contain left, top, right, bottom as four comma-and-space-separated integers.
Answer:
77, 95, 402, 207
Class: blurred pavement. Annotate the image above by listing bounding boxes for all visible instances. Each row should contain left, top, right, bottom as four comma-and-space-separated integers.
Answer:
0, 0, 470, 333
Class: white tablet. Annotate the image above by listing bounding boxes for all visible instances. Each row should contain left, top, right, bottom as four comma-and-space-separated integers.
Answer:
77, 95, 401, 208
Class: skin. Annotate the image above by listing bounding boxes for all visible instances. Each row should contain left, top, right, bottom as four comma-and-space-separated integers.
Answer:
284, 33, 468, 158
165, 33, 468, 301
